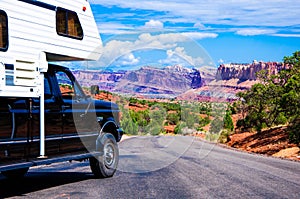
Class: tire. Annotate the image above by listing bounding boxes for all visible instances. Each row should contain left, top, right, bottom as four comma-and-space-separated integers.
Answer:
90, 133, 119, 178
1, 167, 29, 179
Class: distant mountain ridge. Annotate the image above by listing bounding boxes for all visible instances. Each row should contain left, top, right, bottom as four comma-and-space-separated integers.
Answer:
73, 61, 285, 100
73, 65, 211, 97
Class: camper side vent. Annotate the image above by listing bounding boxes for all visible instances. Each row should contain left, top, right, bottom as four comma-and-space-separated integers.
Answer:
14, 61, 38, 87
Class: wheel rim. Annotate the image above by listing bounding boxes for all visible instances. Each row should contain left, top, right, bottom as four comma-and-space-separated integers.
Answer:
104, 143, 115, 167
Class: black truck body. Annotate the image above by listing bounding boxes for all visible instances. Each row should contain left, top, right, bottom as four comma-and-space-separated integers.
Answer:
0, 64, 123, 178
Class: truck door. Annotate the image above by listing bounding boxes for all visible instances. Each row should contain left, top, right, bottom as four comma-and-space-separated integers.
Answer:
0, 98, 29, 165
54, 69, 98, 153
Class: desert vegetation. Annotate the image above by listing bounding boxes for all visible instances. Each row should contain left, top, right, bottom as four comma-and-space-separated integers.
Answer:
234, 51, 300, 145
117, 96, 235, 141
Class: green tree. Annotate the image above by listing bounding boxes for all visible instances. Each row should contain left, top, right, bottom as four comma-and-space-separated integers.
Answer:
281, 51, 300, 143
236, 51, 300, 144
199, 116, 210, 127
167, 113, 180, 125
224, 112, 234, 131
181, 109, 199, 129
120, 108, 138, 135
174, 122, 187, 135
209, 117, 223, 134
186, 113, 199, 129
146, 105, 167, 135
236, 78, 284, 133
129, 97, 138, 104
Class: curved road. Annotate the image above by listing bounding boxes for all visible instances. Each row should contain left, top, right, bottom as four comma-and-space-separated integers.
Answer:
0, 136, 299, 198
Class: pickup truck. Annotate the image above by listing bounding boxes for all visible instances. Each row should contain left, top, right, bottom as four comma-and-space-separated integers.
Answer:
0, 64, 123, 179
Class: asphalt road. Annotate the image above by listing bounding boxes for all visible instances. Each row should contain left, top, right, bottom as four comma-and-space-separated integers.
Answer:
0, 136, 299, 199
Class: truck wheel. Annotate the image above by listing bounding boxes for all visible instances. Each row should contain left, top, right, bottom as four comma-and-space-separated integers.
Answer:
90, 133, 119, 178
1, 167, 29, 179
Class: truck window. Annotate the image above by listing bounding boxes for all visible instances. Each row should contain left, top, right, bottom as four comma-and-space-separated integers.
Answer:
44, 76, 53, 99
0, 10, 8, 51
56, 8, 83, 40
56, 71, 75, 98
55, 71, 83, 99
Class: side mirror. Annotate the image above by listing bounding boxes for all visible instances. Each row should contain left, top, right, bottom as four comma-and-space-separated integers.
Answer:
90, 85, 99, 95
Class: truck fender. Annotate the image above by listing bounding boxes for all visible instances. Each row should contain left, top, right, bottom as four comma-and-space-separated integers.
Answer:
99, 118, 123, 142
99, 119, 118, 134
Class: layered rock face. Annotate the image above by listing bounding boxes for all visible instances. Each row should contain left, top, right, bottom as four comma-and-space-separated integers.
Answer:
73, 65, 204, 96
117, 66, 203, 94
72, 70, 125, 90
179, 61, 287, 101
216, 61, 286, 81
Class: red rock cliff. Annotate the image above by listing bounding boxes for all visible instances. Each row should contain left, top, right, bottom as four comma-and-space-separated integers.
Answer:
216, 61, 287, 81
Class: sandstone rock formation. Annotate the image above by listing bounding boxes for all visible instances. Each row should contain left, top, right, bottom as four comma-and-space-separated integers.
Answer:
216, 61, 286, 81
179, 61, 287, 101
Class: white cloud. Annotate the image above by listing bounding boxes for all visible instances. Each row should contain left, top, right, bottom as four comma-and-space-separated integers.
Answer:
143, 20, 164, 29
271, 34, 300, 38
99, 33, 183, 67
193, 22, 206, 30
118, 53, 140, 66
159, 48, 194, 67
167, 49, 175, 57
159, 46, 204, 67
182, 32, 218, 39
235, 28, 277, 36
159, 55, 189, 66
91, 32, 213, 68
97, 22, 136, 35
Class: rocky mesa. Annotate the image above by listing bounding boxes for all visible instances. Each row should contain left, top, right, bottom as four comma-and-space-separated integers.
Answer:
214, 61, 286, 88
179, 61, 286, 101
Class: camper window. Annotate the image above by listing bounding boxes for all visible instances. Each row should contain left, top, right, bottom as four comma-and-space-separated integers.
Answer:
0, 10, 8, 51
56, 8, 83, 40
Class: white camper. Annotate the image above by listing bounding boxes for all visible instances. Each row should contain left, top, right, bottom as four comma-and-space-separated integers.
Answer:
0, 0, 102, 97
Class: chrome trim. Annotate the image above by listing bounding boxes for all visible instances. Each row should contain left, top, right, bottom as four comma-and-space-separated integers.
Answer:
0, 133, 99, 145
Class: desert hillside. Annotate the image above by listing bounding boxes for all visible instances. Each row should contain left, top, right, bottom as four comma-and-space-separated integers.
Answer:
226, 125, 300, 161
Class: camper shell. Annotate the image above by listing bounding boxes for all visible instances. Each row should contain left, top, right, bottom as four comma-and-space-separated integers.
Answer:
0, 0, 122, 179
1, 0, 102, 96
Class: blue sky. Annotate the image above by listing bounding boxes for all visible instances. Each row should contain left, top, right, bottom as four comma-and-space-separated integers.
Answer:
85, 0, 300, 70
